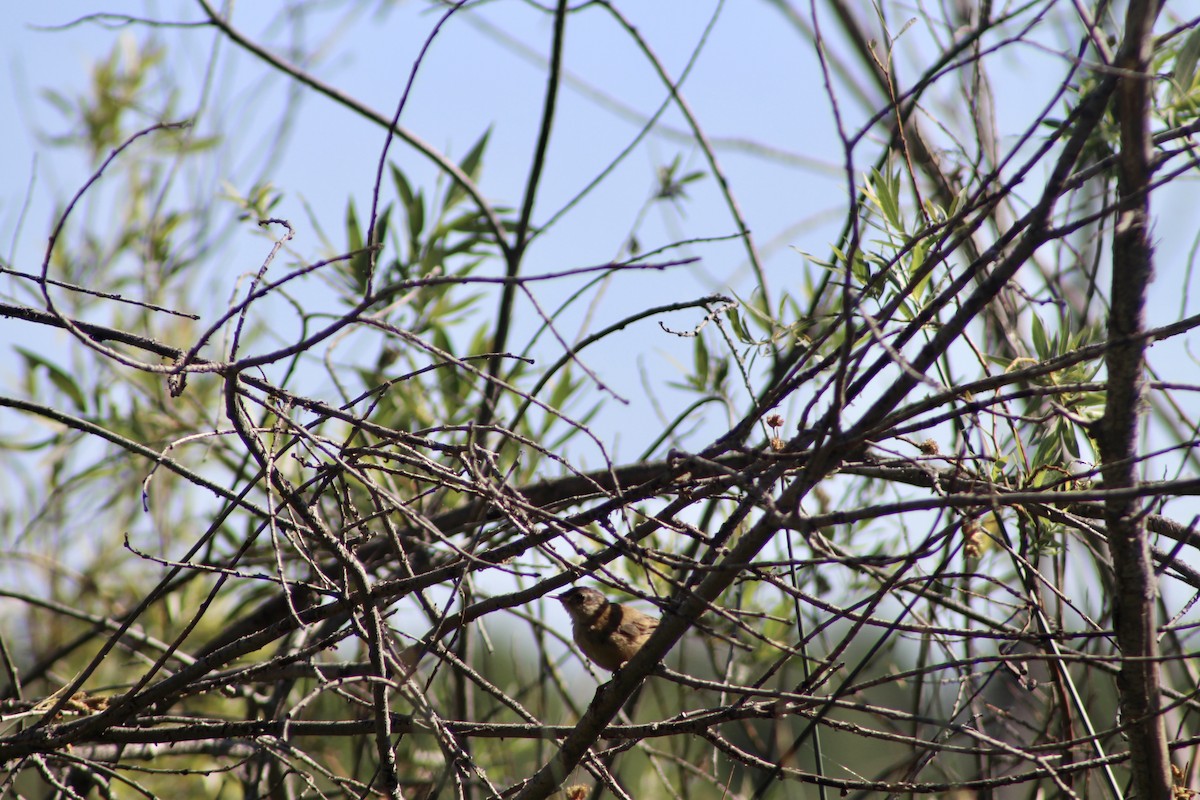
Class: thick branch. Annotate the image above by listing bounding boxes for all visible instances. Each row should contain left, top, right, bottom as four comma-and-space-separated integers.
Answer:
1098, 1, 1171, 799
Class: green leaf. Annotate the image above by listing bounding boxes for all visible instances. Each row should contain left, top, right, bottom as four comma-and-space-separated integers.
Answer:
16, 348, 87, 412
693, 333, 710, 389
548, 368, 579, 411
391, 163, 416, 211
391, 163, 426, 256
866, 166, 904, 232
734, 289, 775, 335
1175, 26, 1200, 101
409, 189, 426, 248
458, 128, 490, 179
344, 200, 370, 294
728, 308, 753, 344
1030, 312, 1049, 359
373, 205, 390, 254
444, 127, 491, 210
1062, 424, 1082, 459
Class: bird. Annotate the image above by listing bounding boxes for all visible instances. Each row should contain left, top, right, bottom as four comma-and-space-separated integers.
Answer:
556, 586, 660, 671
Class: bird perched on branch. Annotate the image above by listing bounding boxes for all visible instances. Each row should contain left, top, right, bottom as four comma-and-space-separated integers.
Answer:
557, 586, 660, 671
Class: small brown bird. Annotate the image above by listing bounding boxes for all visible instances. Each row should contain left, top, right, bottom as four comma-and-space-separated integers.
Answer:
557, 587, 660, 671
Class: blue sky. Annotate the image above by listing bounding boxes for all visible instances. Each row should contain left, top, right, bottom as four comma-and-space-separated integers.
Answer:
2, 2, 1199, 469
0, 2, 850, 459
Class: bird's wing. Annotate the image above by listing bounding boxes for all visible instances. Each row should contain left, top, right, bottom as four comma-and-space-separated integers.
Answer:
615, 613, 657, 640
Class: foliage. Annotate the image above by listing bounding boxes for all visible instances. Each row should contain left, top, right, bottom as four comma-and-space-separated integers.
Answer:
1, 3, 1199, 800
